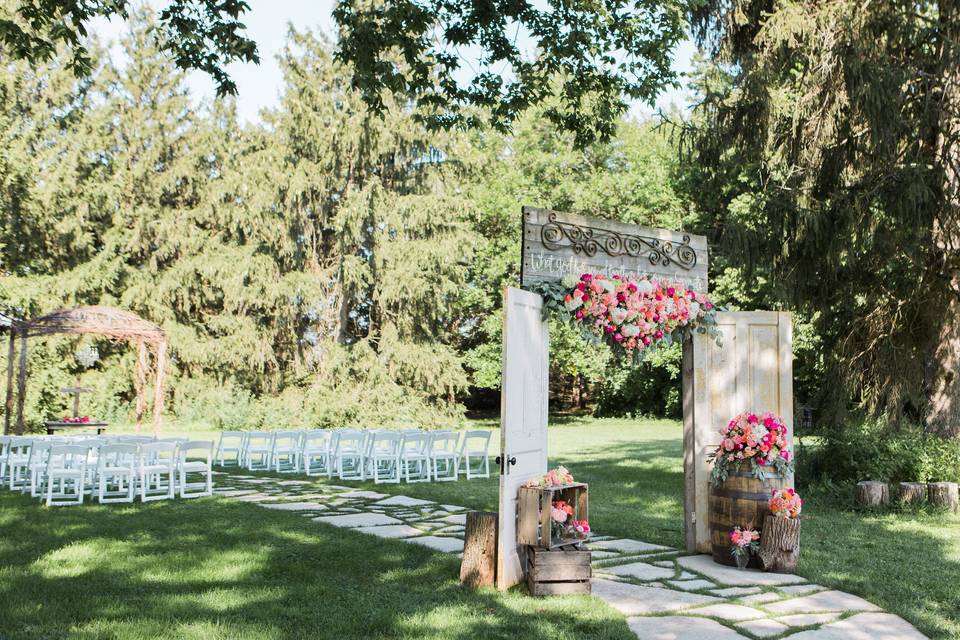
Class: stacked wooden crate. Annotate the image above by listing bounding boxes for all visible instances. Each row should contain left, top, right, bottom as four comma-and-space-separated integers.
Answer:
517, 482, 591, 595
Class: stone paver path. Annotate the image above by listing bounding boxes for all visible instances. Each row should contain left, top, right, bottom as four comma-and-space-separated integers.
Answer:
214, 472, 928, 640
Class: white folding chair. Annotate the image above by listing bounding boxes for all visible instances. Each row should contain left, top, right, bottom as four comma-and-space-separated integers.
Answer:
430, 431, 461, 481
177, 440, 213, 498
459, 430, 492, 479
301, 430, 332, 476
399, 432, 431, 483
28, 439, 55, 497
368, 432, 401, 484
243, 431, 273, 471
7, 437, 33, 491
270, 431, 301, 472
97, 443, 138, 503
44, 444, 89, 506
215, 431, 246, 466
333, 430, 365, 481
138, 441, 177, 502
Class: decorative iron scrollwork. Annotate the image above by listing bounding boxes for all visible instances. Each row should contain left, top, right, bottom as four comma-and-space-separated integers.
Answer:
540, 212, 698, 270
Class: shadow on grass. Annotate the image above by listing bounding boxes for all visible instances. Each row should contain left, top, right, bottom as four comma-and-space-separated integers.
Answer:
0, 492, 634, 640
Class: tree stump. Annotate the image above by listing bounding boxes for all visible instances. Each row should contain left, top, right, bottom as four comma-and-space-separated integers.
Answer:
928, 482, 959, 511
758, 515, 800, 574
897, 482, 928, 505
459, 511, 497, 589
855, 481, 889, 507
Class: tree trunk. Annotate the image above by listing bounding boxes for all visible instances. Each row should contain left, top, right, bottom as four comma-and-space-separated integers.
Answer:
928, 482, 959, 511
15, 331, 27, 435
855, 481, 889, 507
4, 330, 14, 435
459, 511, 497, 589
758, 515, 800, 574
926, 0, 960, 437
897, 482, 928, 505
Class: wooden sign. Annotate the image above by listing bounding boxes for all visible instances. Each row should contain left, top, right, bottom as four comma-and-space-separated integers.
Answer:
521, 206, 709, 291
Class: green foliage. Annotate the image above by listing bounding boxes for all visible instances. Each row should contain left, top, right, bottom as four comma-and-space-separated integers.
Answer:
687, 0, 960, 430
334, 0, 686, 146
0, 0, 258, 95
594, 346, 682, 419
803, 419, 960, 486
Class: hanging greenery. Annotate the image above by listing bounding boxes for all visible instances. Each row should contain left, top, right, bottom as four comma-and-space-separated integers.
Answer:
532, 273, 720, 364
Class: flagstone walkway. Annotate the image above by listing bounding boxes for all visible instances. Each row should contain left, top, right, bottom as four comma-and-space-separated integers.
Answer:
215, 472, 928, 640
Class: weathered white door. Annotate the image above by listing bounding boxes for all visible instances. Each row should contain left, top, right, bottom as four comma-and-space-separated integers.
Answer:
496, 287, 549, 590
683, 311, 793, 552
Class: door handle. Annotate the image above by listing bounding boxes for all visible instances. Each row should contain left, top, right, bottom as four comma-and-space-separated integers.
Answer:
495, 455, 517, 475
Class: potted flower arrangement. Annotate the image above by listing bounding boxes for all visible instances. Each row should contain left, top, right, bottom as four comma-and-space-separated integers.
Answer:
730, 527, 761, 569
532, 273, 719, 363
759, 488, 803, 573
708, 411, 794, 485
518, 466, 589, 548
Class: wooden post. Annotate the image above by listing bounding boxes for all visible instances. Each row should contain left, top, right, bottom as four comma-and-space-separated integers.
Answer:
928, 482, 959, 511
460, 511, 498, 589
758, 515, 800, 574
4, 329, 15, 435
152, 340, 167, 436
897, 482, 928, 504
134, 339, 148, 434
15, 330, 27, 434
855, 481, 889, 507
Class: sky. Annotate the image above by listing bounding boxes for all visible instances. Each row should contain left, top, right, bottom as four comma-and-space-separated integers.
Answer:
92, 1, 698, 126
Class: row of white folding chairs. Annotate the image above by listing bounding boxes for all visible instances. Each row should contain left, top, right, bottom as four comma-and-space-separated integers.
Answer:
215, 428, 492, 484
0, 434, 214, 506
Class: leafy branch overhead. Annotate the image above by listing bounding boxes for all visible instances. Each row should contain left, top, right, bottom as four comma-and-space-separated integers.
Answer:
0, 0, 258, 96
333, 0, 686, 146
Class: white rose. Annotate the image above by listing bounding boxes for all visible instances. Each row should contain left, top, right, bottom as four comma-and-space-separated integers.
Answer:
561, 274, 579, 289
688, 302, 700, 318
564, 297, 583, 311
610, 307, 628, 324
635, 280, 653, 294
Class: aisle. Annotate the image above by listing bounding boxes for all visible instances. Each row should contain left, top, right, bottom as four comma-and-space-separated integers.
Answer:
216, 472, 927, 640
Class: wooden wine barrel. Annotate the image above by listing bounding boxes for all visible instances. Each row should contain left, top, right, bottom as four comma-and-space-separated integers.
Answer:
709, 468, 787, 567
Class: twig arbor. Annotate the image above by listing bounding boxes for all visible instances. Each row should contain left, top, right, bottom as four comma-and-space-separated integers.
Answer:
3, 306, 168, 436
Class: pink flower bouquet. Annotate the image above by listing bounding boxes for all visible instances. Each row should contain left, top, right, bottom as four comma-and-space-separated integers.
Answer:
730, 526, 761, 567
769, 487, 803, 519
708, 411, 794, 485
524, 465, 575, 488
533, 273, 719, 362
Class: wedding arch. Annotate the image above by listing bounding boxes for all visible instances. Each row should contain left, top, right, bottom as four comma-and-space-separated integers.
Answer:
3, 306, 168, 435
494, 207, 794, 589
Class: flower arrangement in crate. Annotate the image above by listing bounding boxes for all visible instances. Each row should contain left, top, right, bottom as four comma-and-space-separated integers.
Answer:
518, 466, 590, 548
708, 411, 794, 485
730, 527, 760, 569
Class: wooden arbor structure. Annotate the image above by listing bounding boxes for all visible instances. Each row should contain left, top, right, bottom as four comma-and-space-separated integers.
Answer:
3, 306, 168, 435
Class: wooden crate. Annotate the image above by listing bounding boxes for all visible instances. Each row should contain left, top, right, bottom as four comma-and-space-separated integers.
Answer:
517, 482, 589, 548
525, 544, 592, 595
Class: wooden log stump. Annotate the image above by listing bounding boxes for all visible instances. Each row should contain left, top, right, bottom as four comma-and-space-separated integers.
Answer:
897, 482, 928, 505
928, 482, 959, 511
459, 511, 497, 589
855, 481, 889, 507
758, 515, 800, 574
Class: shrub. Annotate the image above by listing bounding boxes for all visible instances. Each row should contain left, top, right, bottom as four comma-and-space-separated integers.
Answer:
801, 419, 960, 486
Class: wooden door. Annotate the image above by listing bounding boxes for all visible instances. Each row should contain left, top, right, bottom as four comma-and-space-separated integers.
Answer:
496, 287, 550, 590
683, 311, 793, 552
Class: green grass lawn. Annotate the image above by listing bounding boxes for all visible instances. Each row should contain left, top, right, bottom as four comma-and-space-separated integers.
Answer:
4, 417, 959, 639
0, 490, 633, 640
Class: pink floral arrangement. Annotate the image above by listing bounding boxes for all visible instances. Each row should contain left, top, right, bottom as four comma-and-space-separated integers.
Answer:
550, 499, 590, 540
709, 411, 794, 485
769, 487, 803, 519
63, 416, 91, 424
534, 273, 719, 361
730, 526, 761, 564
524, 465, 575, 488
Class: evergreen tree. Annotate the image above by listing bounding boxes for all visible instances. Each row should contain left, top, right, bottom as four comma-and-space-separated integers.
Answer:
688, 0, 960, 434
